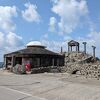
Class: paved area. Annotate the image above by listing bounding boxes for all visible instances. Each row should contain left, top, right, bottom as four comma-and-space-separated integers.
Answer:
0, 86, 46, 100
0, 70, 100, 100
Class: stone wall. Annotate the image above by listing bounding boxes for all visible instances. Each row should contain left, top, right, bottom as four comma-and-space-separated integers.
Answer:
64, 52, 100, 79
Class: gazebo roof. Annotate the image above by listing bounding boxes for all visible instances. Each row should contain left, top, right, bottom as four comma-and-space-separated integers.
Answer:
68, 40, 79, 46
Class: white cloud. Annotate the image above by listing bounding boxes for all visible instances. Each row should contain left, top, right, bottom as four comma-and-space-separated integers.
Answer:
49, 17, 57, 32
0, 32, 5, 48
87, 32, 100, 54
6, 32, 23, 47
0, 32, 24, 61
41, 31, 100, 57
63, 35, 72, 41
51, 0, 88, 34
77, 31, 100, 57
0, 6, 17, 32
43, 33, 48, 39
41, 40, 67, 53
22, 2, 40, 22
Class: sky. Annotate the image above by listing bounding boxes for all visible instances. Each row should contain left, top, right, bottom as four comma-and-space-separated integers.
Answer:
0, 0, 100, 61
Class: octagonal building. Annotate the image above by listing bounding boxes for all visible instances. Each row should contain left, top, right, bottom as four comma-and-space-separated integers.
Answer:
4, 41, 64, 70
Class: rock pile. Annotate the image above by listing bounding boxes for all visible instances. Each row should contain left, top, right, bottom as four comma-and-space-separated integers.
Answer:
64, 52, 100, 79
13, 64, 26, 74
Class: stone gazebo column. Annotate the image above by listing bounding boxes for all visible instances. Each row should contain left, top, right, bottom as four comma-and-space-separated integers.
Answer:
83, 42, 87, 54
68, 45, 70, 53
92, 46, 96, 59
76, 45, 79, 52
76, 45, 78, 52
78, 44, 79, 52
71, 46, 72, 51
76, 44, 79, 52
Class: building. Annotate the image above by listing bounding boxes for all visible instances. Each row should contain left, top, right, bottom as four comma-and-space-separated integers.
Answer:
4, 41, 64, 70
68, 40, 80, 52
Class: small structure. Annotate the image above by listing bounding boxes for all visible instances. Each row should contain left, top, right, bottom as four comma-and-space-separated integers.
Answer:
68, 40, 79, 52
4, 41, 64, 70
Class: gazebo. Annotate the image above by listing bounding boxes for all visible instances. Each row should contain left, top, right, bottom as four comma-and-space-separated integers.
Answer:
68, 40, 80, 52
4, 41, 64, 69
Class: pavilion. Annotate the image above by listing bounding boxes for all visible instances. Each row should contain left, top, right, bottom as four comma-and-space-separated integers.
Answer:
4, 41, 64, 69
68, 40, 80, 52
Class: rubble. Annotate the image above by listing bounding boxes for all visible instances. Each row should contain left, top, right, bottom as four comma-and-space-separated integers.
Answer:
64, 51, 100, 79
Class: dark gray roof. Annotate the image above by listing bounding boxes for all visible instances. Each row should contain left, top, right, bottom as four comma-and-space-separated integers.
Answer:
5, 46, 62, 56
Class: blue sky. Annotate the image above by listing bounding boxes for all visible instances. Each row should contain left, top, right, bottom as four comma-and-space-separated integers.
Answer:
0, 0, 100, 61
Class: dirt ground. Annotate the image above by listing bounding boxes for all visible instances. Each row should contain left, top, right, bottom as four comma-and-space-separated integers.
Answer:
0, 69, 100, 100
